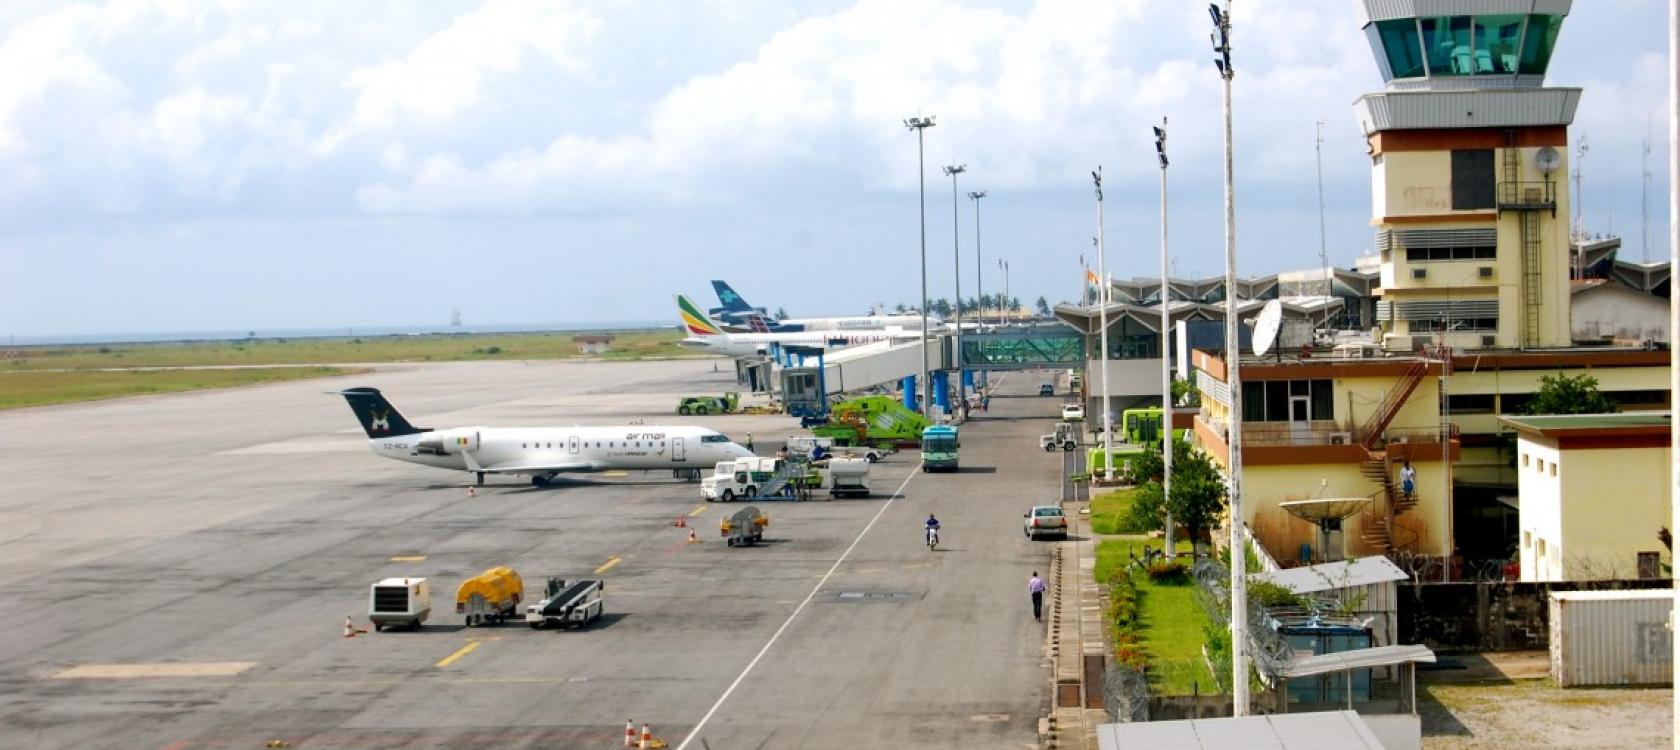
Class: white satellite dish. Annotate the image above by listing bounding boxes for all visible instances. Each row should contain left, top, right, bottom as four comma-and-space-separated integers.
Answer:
1535, 146, 1561, 176
1252, 299, 1283, 356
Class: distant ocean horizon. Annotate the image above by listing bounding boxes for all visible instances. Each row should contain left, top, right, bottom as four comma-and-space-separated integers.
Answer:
4, 321, 673, 347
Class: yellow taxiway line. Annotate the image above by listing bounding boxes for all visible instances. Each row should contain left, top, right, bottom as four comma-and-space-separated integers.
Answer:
594, 556, 622, 575
389, 555, 426, 562
688, 505, 708, 517
434, 642, 481, 669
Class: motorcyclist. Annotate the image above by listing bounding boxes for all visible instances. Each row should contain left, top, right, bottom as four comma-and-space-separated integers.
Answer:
924, 514, 941, 546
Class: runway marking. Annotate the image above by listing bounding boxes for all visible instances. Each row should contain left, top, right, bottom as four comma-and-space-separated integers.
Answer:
389, 555, 426, 562
434, 642, 481, 668
593, 556, 622, 574
687, 505, 708, 517
675, 465, 920, 750
602, 470, 629, 477
55, 662, 256, 678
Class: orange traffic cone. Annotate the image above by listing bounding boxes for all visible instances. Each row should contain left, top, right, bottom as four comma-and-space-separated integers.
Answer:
639, 724, 652, 749
675, 515, 686, 528
467, 487, 477, 498
687, 529, 701, 543
624, 719, 635, 747
343, 616, 356, 638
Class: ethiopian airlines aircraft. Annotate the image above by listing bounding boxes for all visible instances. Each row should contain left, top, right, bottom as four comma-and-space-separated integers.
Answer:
337, 387, 753, 486
709, 280, 929, 333
676, 294, 922, 357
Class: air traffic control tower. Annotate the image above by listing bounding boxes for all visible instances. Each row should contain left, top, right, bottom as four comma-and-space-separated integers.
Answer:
1355, 2, 1577, 351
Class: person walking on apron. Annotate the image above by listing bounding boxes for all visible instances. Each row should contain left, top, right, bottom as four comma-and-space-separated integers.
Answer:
1029, 572, 1046, 621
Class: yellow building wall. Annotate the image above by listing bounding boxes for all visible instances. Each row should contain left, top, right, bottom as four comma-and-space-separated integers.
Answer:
1374, 145, 1573, 349
1330, 372, 1443, 436
1446, 365, 1671, 436
1519, 437, 1671, 581
1242, 456, 1451, 562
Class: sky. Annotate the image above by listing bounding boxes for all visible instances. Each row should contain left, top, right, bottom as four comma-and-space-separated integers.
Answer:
0, 0, 1671, 338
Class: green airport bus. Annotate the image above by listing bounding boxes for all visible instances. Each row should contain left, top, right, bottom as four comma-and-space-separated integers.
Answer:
920, 425, 960, 472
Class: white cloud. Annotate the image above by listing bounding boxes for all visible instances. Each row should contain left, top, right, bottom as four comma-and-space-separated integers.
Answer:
340, 0, 603, 134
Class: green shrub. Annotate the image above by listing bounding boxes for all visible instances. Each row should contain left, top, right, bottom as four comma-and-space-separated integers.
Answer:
1248, 580, 1306, 609
1145, 560, 1189, 584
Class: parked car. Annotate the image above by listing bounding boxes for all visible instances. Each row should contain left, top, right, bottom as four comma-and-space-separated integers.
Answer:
1038, 383, 1055, 396
1024, 505, 1068, 540
1060, 403, 1085, 422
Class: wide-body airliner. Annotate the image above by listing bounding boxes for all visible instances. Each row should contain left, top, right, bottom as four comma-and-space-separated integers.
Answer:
677, 294, 922, 357
338, 387, 753, 486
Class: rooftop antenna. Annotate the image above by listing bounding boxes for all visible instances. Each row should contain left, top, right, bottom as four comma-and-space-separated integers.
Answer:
1316, 120, 1331, 299
1644, 113, 1654, 263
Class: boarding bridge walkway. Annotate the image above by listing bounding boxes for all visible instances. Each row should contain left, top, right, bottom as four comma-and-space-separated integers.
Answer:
777, 326, 1085, 400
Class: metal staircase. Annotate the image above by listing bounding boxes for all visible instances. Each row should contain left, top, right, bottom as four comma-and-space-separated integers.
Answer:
1357, 358, 1431, 451
1354, 359, 1429, 552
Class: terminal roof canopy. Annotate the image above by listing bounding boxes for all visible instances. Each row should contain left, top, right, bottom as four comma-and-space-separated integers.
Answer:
1362, 6, 1568, 83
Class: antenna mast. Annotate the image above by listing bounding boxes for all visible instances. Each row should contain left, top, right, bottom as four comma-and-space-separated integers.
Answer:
1316, 120, 1330, 298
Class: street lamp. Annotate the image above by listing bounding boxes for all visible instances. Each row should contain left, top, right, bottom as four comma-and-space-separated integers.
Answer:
945, 164, 968, 415
1154, 118, 1174, 559
1094, 166, 1114, 483
969, 191, 988, 326
905, 116, 936, 416
997, 258, 1010, 324
1210, 0, 1248, 717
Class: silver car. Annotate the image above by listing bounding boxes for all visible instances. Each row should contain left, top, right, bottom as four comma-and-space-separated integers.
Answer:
1024, 505, 1068, 540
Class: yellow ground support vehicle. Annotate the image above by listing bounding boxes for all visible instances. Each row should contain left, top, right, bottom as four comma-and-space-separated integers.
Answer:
455, 566, 524, 626
720, 507, 769, 546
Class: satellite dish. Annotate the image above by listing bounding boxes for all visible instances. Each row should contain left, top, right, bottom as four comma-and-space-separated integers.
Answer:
1535, 146, 1561, 176
1252, 299, 1283, 356
1280, 497, 1372, 563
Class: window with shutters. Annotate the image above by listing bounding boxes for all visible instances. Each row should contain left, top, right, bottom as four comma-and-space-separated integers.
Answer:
1451, 150, 1496, 210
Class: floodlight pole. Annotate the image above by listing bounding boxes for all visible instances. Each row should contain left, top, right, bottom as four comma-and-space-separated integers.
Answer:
970, 191, 988, 327
1667, 0, 1678, 741
946, 164, 968, 415
905, 116, 936, 416
1095, 167, 1114, 482
1211, 0, 1248, 717
1156, 118, 1174, 559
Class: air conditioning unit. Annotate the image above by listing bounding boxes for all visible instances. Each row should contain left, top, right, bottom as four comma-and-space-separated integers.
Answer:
1479, 266, 1495, 278
1480, 335, 1497, 347
1382, 334, 1415, 353
1412, 268, 1428, 280
1328, 432, 1353, 445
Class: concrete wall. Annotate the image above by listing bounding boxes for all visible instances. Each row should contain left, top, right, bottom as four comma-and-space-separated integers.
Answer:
1243, 454, 1450, 561
1519, 436, 1671, 582
1398, 580, 1672, 651
1445, 364, 1671, 438
1572, 284, 1670, 344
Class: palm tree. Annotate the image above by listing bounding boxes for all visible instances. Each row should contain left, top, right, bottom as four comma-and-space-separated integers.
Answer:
1035, 296, 1050, 316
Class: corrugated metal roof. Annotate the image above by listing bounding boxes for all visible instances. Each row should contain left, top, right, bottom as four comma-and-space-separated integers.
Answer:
1096, 711, 1386, 749
1356, 89, 1580, 132
1358, 0, 1573, 25
1551, 589, 1674, 602
1277, 644, 1437, 679
1250, 556, 1408, 594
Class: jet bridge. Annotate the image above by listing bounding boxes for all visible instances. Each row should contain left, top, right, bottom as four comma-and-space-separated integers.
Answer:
774, 326, 1086, 408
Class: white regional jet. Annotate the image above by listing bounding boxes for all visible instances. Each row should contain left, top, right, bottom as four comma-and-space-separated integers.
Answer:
337, 387, 753, 486
676, 294, 921, 357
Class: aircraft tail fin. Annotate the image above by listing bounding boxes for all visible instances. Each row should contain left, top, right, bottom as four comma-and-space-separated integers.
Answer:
678, 294, 725, 336
710, 280, 756, 313
336, 387, 426, 438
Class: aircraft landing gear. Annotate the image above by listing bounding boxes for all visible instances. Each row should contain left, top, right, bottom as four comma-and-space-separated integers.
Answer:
531, 475, 550, 487
475, 472, 485, 486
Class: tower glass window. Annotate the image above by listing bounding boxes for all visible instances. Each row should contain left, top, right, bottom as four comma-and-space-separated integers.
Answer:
1519, 14, 1563, 75
1474, 15, 1525, 74
1420, 16, 1473, 76
1375, 19, 1426, 79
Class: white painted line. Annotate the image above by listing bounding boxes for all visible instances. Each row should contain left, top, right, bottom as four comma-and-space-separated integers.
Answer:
55, 662, 257, 678
675, 467, 920, 750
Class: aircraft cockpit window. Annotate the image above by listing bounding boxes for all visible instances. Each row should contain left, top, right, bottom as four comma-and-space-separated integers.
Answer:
700, 435, 731, 444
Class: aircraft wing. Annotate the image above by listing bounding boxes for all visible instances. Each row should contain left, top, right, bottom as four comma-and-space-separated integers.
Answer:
461, 451, 606, 475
